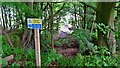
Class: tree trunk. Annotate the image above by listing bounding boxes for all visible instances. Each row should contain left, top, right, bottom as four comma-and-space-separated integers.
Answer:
117, 5, 120, 50
84, 5, 87, 29
49, 3, 53, 35
48, 3, 65, 49
8, 5, 12, 30
3, 5, 8, 29
1, 5, 5, 29
78, 7, 82, 28
56, 16, 60, 31
48, 3, 54, 49
90, 13, 96, 34
96, 2, 116, 54
21, 2, 33, 49
74, 4, 77, 28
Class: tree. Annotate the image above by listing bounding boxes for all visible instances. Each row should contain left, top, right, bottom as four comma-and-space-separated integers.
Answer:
96, 2, 116, 54
116, 3, 120, 49
48, 3, 65, 49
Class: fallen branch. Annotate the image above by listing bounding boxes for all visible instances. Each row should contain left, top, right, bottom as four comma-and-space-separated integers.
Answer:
3, 55, 14, 62
2, 30, 14, 47
0, 55, 14, 67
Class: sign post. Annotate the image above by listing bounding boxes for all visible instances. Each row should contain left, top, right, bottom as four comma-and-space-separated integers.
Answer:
27, 18, 42, 67
34, 29, 41, 66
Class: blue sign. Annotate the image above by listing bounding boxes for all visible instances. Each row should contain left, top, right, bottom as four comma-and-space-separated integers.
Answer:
27, 18, 42, 29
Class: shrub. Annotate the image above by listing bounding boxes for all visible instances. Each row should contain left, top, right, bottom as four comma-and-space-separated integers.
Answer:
71, 28, 97, 54
41, 50, 62, 66
25, 48, 35, 61
57, 46, 118, 66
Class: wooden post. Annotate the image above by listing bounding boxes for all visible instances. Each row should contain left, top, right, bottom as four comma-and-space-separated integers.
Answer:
34, 29, 41, 67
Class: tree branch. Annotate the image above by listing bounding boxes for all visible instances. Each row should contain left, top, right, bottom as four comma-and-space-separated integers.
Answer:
49, 3, 65, 20
80, 2, 96, 11
2, 30, 14, 47
42, 3, 49, 11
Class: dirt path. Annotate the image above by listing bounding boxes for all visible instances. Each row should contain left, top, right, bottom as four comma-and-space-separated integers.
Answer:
55, 40, 79, 57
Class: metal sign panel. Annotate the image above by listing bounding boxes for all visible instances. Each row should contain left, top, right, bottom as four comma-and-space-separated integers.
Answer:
27, 18, 42, 29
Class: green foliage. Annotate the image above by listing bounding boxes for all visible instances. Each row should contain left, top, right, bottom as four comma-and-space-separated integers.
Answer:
0, 35, 3, 59
11, 62, 20, 68
2, 34, 36, 67
14, 47, 25, 61
25, 48, 35, 61
2, 43, 36, 67
74, 54, 85, 66
2, 44, 14, 57
17, 3, 30, 13
1, 59, 8, 67
41, 50, 62, 66
57, 46, 118, 66
25, 61, 36, 67
2, 35, 8, 45
115, 55, 120, 67
33, 3, 43, 18
58, 57, 75, 66
54, 41, 62, 46
97, 23, 111, 35
3, 42, 24, 61
72, 28, 97, 53
41, 30, 52, 48
41, 30, 62, 49
9, 34, 20, 47
1, 2, 120, 67
98, 46, 110, 56
57, 37, 70, 46
1, 30, 119, 67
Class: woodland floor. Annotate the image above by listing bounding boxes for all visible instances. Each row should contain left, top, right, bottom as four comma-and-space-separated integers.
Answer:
55, 40, 80, 57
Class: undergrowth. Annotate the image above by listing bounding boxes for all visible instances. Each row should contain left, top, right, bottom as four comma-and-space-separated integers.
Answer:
1, 29, 120, 67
